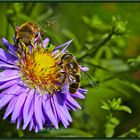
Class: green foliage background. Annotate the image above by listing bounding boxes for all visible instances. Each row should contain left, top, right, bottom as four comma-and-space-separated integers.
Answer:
0, 2, 140, 138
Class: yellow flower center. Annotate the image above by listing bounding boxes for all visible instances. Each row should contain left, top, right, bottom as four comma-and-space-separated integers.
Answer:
19, 47, 62, 95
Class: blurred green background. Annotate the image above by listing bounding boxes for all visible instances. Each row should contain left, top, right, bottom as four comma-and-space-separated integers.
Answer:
0, 2, 140, 138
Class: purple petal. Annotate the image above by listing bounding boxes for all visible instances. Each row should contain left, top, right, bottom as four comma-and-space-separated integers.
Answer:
0, 92, 5, 100
0, 61, 19, 69
52, 96, 69, 128
65, 101, 77, 111
23, 91, 34, 129
78, 88, 88, 94
52, 50, 59, 56
0, 48, 17, 64
3, 97, 17, 119
11, 91, 27, 122
79, 65, 89, 72
0, 70, 20, 82
54, 40, 73, 50
71, 91, 85, 99
1, 84, 22, 96
54, 40, 73, 58
17, 114, 22, 129
43, 38, 49, 48
0, 79, 17, 90
2, 38, 17, 57
35, 125, 39, 133
50, 97, 59, 122
40, 98, 45, 124
34, 94, 43, 130
43, 97, 58, 129
29, 118, 34, 131
0, 93, 15, 109
55, 93, 72, 122
0, 85, 23, 109
66, 93, 81, 109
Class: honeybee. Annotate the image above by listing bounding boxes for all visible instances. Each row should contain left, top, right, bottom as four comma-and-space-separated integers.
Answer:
60, 53, 81, 94
15, 22, 43, 47
14, 15, 61, 48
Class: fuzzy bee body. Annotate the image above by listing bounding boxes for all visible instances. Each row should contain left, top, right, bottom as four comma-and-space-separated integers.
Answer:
60, 53, 81, 94
15, 22, 42, 47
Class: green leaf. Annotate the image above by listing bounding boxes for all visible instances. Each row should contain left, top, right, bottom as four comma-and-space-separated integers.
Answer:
105, 117, 120, 137
118, 105, 132, 114
82, 16, 90, 25
110, 117, 120, 126
101, 100, 110, 110
114, 20, 127, 35
105, 123, 115, 137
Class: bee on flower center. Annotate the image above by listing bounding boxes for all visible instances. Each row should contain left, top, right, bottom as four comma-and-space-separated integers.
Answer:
60, 53, 81, 94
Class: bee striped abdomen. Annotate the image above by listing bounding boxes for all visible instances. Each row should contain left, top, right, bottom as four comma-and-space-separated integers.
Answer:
60, 53, 81, 94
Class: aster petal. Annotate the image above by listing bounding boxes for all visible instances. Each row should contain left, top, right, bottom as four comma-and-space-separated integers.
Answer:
52, 96, 69, 128
23, 91, 34, 129
50, 97, 59, 122
78, 88, 88, 94
66, 93, 81, 109
52, 50, 59, 56
29, 118, 34, 131
34, 94, 43, 130
54, 40, 73, 58
11, 91, 27, 122
43, 97, 58, 129
0, 48, 17, 64
55, 93, 72, 122
1, 84, 22, 96
79, 65, 89, 72
71, 91, 85, 99
35, 125, 39, 133
17, 114, 22, 129
29, 116, 37, 132
0, 61, 18, 69
40, 98, 45, 124
0, 70, 19, 82
65, 101, 76, 111
0, 93, 15, 109
2, 38, 17, 56
3, 97, 17, 119
54, 40, 73, 50
0, 92, 5, 100
0, 79, 17, 90
43, 38, 49, 48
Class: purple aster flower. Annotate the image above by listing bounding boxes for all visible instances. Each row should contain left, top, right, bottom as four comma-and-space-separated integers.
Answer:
0, 37, 88, 133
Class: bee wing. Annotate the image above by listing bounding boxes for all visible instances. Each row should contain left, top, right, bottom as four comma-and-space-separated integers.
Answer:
81, 72, 98, 87
38, 15, 61, 32
45, 15, 61, 26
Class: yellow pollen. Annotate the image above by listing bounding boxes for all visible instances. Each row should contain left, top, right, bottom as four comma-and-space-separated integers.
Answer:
19, 47, 62, 95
